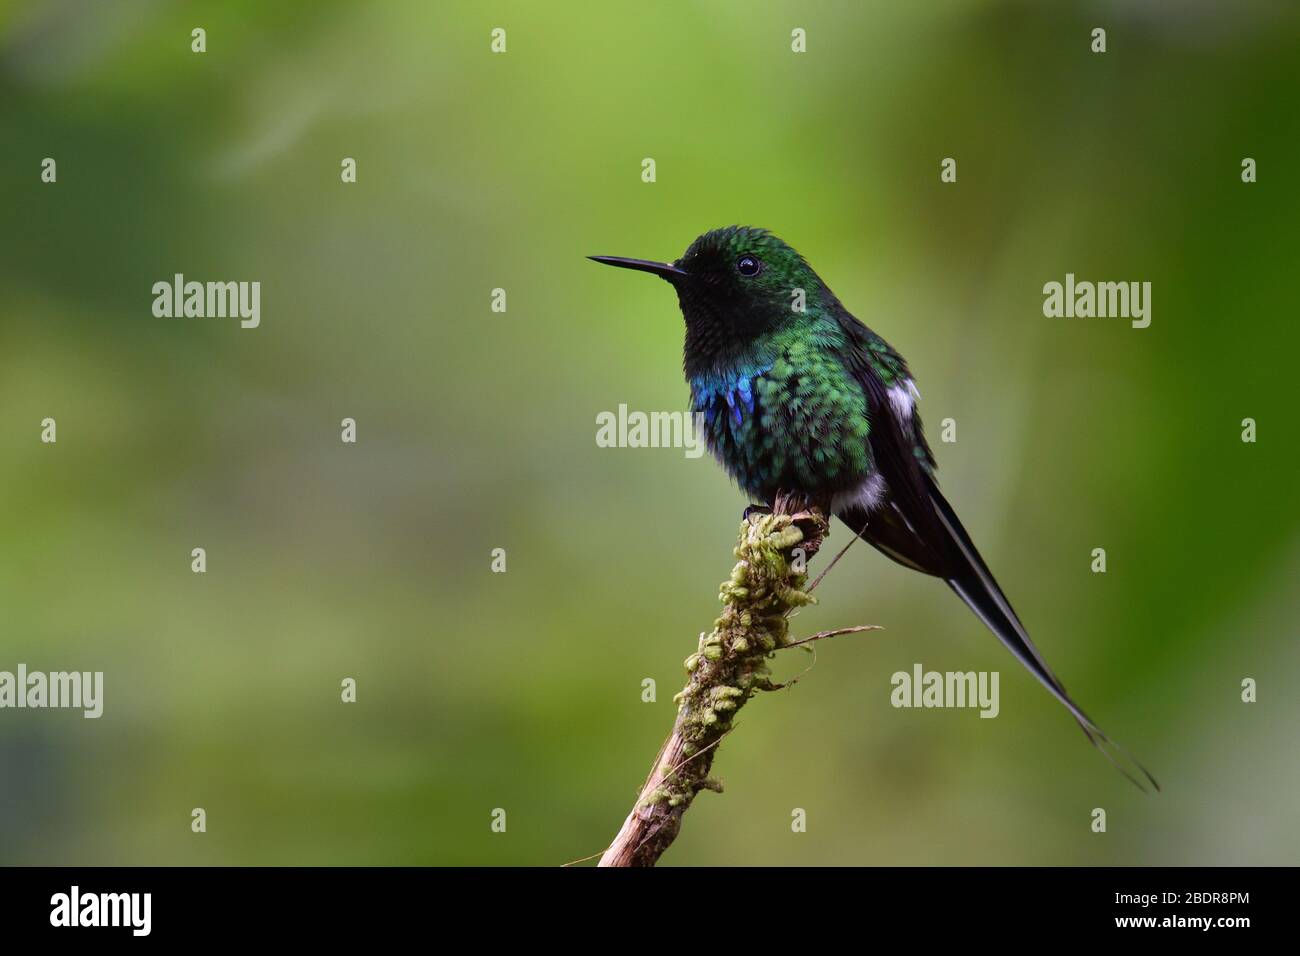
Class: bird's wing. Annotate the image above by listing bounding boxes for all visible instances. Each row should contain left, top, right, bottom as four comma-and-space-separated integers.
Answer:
834, 321, 947, 573
844, 340, 1078, 714
835, 318, 1158, 791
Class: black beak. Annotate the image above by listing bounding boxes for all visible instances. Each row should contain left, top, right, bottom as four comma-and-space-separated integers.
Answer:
588, 255, 687, 280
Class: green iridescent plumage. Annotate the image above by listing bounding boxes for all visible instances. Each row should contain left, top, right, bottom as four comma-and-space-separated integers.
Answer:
668, 227, 924, 503
692, 320, 873, 500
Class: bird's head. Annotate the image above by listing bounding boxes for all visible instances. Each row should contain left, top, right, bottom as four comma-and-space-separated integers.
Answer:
591, 226, 826, 361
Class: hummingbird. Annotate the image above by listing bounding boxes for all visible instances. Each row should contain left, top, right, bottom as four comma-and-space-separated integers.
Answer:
591, 226, 1158, 791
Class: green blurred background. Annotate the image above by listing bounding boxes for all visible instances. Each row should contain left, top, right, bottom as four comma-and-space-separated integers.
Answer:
1, 0, 1297, 866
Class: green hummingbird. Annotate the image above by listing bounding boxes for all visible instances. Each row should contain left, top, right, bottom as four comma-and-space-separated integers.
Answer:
591, 225, 1157, 791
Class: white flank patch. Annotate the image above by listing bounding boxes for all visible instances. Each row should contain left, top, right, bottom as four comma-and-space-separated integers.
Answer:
887, 378, 920, 421
831, 473, 886, 514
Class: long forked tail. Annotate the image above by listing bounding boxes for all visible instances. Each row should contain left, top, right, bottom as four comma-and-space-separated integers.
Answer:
929, 489, 1161, 793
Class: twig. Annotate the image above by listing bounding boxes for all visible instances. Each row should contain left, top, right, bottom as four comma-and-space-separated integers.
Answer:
596, 495, 829, 867
561, 847, 609, 868
808, 529, 859, 593
782, 624, 883, 649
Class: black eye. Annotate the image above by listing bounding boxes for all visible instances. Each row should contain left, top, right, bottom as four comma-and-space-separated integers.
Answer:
736, 255, 762, 277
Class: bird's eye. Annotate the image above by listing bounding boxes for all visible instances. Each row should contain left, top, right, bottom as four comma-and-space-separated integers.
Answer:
736, 255, 762, 277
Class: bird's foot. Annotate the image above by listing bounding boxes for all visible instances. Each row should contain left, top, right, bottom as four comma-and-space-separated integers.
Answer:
742, 503, 773, 521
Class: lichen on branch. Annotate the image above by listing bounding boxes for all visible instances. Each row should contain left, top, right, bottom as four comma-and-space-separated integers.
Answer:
597, 497, 830, 867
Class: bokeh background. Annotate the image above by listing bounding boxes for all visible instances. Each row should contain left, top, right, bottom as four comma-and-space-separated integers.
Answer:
1, 0, 1297, 866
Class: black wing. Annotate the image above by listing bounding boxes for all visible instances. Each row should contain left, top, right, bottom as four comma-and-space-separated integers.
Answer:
834, 315, 1159, 792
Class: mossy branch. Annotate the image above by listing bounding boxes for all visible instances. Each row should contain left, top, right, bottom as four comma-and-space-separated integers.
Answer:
597, 495, 835, 867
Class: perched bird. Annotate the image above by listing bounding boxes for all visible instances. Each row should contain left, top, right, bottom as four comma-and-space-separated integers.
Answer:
591, 226, 1157, 791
